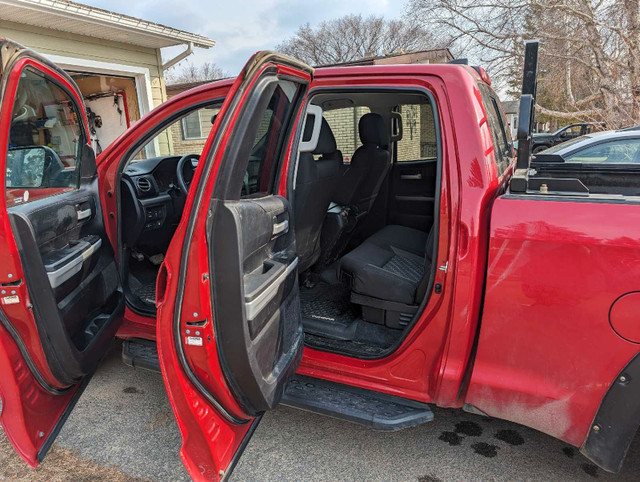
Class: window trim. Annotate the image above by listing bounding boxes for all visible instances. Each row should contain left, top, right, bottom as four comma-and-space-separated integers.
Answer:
239, 78, 304, 198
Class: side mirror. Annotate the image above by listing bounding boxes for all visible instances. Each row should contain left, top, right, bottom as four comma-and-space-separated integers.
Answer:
5, 146, 48, 188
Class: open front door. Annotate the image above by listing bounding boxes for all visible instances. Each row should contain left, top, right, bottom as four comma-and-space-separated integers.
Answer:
156, 52, 312, 480
0, 40, 122, 466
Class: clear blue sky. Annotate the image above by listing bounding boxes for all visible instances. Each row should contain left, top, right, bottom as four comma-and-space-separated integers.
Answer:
82, 0, 405, 75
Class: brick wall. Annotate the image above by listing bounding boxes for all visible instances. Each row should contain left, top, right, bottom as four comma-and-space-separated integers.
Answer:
420, 104, 438, 158
323, 103, 437, 162
396, 103, 437, 161
323, 107, 370, 159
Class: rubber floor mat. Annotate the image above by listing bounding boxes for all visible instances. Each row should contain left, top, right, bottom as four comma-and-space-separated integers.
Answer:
304, 332, 388, 356
299, 281, 358, 324
133, 282, 156, 306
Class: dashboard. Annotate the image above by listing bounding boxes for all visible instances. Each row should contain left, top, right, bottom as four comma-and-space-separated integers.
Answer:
121, 156, 187, 252
124, 156, 181, 195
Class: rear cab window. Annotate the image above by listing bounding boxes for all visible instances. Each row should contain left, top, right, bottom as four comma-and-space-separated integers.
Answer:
478, 83, 513, 177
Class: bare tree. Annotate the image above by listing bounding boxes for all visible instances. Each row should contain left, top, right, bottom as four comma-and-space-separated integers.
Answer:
165, 61, 228, 85
408, 0, 640, 127
276, 14, 447, 66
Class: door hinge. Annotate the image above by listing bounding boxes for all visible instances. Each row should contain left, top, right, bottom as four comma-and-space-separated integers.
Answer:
438, 261, 449, 273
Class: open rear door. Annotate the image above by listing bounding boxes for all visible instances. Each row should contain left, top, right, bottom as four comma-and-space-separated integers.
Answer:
156, 51, 312, 480
0, 40, 122, 466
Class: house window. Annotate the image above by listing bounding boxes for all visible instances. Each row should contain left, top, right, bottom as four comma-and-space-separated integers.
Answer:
181, 110, 204, 140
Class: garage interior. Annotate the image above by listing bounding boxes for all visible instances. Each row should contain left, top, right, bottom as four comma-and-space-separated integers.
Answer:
70, 73, 141, 153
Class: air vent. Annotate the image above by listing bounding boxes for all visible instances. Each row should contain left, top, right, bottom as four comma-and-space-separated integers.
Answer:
136, 176, 152, 193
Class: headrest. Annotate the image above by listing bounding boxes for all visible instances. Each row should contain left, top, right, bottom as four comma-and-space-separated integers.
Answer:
314, 118, 338, 155
359, 113, 389, 146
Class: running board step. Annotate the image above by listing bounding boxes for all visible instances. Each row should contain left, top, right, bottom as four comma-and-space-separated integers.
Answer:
281, 375, 434, 431
122, 338, 160, 372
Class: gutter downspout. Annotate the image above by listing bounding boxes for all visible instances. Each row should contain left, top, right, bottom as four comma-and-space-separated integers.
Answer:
162, 41, 194, 71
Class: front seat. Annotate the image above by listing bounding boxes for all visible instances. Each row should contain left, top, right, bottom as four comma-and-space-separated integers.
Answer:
338, 113, 391, 215
294, 118, 342, 273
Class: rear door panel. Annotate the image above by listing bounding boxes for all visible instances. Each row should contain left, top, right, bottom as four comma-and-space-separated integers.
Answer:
388, 160, 438, 230
156, 52, 312, 480
0, 40, 122, 466
210, 195, 300, 415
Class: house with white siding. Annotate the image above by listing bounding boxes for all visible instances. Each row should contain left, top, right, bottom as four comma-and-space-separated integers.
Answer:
0, 0, 215, 152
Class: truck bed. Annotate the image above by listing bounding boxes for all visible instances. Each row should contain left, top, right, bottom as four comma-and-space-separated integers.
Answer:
530, 161, 640, 197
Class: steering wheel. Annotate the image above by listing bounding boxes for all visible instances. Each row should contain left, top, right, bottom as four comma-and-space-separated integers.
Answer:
176, 153, 200, 196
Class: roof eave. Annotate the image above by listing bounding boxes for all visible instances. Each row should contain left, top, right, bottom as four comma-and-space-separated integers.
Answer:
0, 0, 215, 49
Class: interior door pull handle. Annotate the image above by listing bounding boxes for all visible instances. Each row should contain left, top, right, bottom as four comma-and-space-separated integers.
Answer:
400, 173, 422, 180
272, 219, 289, 237
77, 208, 92, 220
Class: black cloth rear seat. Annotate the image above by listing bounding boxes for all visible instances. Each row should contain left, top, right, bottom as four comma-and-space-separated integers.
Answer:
339, 224, 435, 327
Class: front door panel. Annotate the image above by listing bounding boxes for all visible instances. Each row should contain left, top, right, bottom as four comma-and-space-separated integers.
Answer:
0, 40, 122, 466
156, 52, 312, 480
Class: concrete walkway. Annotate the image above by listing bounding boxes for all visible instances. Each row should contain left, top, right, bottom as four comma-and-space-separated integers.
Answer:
2, 342, 638, 481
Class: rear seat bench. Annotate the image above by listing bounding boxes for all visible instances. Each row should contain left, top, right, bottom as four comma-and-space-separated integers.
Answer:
339, 224, 435, 329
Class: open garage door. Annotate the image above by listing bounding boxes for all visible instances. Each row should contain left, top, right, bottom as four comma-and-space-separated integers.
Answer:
70, 73, 140, 153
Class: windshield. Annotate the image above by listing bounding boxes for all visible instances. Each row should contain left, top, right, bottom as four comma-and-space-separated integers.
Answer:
552, 126, 568, 135
542, 135, 589, 154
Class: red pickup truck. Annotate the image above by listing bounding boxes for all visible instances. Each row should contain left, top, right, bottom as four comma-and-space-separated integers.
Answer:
0, 38, 638, 480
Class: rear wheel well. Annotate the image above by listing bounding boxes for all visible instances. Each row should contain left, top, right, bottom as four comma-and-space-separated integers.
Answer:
581, 351, 640, 472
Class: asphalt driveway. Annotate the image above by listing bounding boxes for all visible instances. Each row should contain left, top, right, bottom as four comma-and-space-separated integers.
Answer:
2, 341, 639, 481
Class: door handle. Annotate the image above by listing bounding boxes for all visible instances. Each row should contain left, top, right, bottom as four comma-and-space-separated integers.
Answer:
77, 208, 92, 220
272, 219, 289, 237
400, 173, 423, 180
